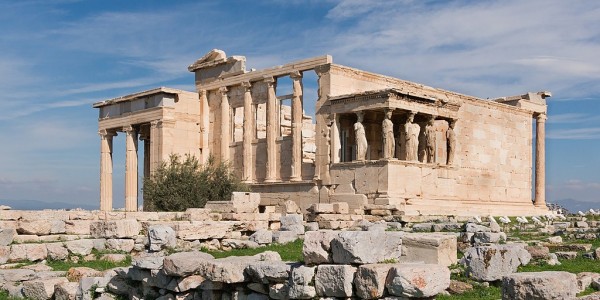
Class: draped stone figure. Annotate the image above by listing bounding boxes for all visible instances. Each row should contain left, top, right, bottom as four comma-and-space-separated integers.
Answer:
404, 112, 420, 161
354, 112, 368, 161
382, 109, 395, 159
425, 117, 436, 163
446, 120, 456, 165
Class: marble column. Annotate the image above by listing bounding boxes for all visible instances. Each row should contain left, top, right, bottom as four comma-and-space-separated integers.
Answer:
199, 89, 210, 163
265, 77, 277, 182
124, 126, 138, 212
242, 81, 254, 183
534, 113, 547, 207
219, 86, 230, 162
290, 71, 303, 181
139, 127, 150, 179
99, 129, 116, 211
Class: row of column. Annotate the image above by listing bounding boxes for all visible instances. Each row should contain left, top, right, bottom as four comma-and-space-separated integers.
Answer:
99, 125, 144, 212
199, 71, 304, 183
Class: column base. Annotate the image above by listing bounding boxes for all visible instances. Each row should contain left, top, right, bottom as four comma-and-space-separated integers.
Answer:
264, 178, 278, 183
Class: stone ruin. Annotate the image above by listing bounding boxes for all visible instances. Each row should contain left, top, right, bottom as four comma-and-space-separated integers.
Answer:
93, 48, 550, 217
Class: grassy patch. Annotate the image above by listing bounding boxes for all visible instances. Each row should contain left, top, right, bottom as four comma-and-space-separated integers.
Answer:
47, 256, 132, 272
201, 239, 303, 262
0, 290, 27, 300
519, 257, 600, 273
437, 284, 501, 300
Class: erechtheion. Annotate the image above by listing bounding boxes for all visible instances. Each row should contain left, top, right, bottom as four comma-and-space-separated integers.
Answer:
93, 49, 550, 216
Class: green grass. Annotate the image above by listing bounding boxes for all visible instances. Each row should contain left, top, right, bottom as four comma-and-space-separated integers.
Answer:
201, 239, 304, 262
437, 284, 501, 300
519, 257, 600, 273
0, 290, 27, 300
46, 256, 132, 271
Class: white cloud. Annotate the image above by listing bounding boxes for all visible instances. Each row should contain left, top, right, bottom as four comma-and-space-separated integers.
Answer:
547, 127, 600, 140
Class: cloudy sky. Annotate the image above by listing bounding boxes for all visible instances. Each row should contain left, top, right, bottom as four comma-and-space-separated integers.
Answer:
0, 0, 599, 210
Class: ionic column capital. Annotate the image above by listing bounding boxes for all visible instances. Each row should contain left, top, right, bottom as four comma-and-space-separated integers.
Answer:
263, 76, 275, 85
98, 129, 117, 138
218, 86, 228, 95
122, 125, 136, 134
241, 81, 252, 91
290, 70, 303, 80
314, 64, 331, 77
536, 113, 548, 122
198, 89, 207, 97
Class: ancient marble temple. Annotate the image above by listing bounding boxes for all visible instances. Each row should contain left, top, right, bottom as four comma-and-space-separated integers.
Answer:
94, 49, 550, 216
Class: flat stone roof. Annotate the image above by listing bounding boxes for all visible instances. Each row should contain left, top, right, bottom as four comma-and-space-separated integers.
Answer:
92, 87, 196, 108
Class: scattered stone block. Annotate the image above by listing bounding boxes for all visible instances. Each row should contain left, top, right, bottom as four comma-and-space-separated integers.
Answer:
303, 231, 337, 265
106, 239, 134, 252
280, 214, 304, 235
10, 243, 48, 262
288, 266, 317, 299
473, 232, 506, 244
308, 203, 334, 214
465, 223, 491, 233
525, 245, 550, 259
332, 202, 349, 214
411, 223, 433, 232
272, 231, 298, 244
65, 239, 95, 256
22, 277, 69, 300
132, 254, 164, 270
330, 231, 402, 264
220, 239, 259, 249
0, 269, 35, 282
546, 236, 562, 244
163, 251, 214, 276
17, 220, 52, 235
400, 233, 457, 266
315, 265, 356, 297
90, 219, 140, 238
66, 267, 102, 282
250, 229, 272, 244
502, 271, 577, 300
555, 251, 577, 260
462, 244, 531, 281
577, 272, 600, 293
245, 260, 292, 283
147, 225, 176, 251
448, 280, 473, 294
283, 200, 301, 214
46, 243, 69, 260
385, 264, 450, 298
0, 228, 16, 246
354, 264, 394, 299
100, 254, 127, 262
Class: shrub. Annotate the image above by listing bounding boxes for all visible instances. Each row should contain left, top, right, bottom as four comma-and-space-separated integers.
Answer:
143, 154, 248, 211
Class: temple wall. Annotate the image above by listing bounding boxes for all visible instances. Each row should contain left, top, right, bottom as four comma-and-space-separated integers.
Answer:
325, 64, 535, 211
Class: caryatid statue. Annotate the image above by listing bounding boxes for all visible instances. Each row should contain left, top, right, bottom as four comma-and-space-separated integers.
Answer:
354, 111, 368, 161
424, 116, 436, 163
404, 112, 420, 161
446, 120, 456, 165
382, 109, 395, 159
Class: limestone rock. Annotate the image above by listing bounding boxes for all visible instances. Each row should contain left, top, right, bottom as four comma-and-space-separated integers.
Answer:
10, 243, 48, 262
132, 254, 164, 270
385, 264, 450, 298
354, 264, 394, 299
502, 271, 577, 300
280, 214, 304, 235
46, 243, 69, 260
250, 229, 272, 244
448, 280, 473, 294
66, 267, 103, 282
0, 228, 16, 246
465, 223, 491, 233
221, 239, 259, 249
473, 232, 506, 244
288, 265, 317, 298
65, 239, 95, 256
17, 220, 52, 235
174, 275, 207, 292
315, 265, 356, 297
105, 239, 135, 252
302, 230, 336, 265
272, 231, 298, 244
163, 251, 214, 276
283, 200, 301, 214
546, 236, 563, 244
400, 233, 457, 266
462, 244, 532, 281
22, 277, 69, 300
100, 254, 127, 262
555, 251, 577, 260
90, 219, 140, 238
268, 283, 289, 299
0, 245, 9, 264
577, 272, 600, 293
525, 245, 550, 259
330, 230, 401, 264
54, 282, 79, 300
245, 260, 291, 283
147, 225, 176, 252
0, 269, 35, 282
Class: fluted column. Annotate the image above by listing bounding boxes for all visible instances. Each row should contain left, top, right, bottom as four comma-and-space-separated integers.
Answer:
534, 113, 547, 207
290, 71, 303, 181
265, 77, 277, 182
124, 126, 138, 212
199, 89, 210, 163
219, 87, 230, 162
99, 129, 116, 211
241, 81, 254, 183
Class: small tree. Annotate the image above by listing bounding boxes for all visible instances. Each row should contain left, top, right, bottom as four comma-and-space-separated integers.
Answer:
143, 154, 248, 211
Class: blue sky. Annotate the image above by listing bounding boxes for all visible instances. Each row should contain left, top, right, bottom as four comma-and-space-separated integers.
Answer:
0, 0, 599, 210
